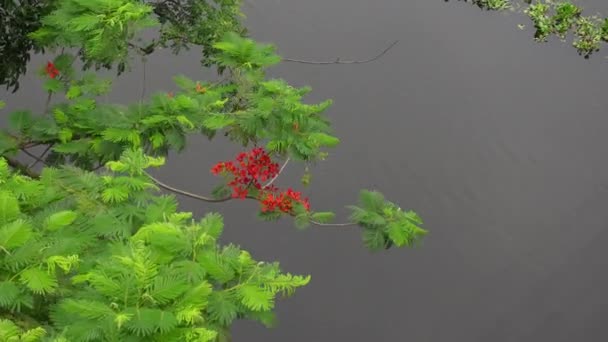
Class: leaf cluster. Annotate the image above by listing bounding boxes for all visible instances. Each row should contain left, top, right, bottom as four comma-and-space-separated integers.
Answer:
349, 191, 427, 251
0, 153, 309, 341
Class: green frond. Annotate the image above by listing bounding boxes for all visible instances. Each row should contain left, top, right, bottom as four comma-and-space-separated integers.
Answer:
124, 308, 177, 336
0, 191, 20, 226
19, 268, 58, 295
0, 281, 20, 309
206, 291, 239, 326
0, 219, 34, 252
237, 284, 274, 311
146, 276, 189, 306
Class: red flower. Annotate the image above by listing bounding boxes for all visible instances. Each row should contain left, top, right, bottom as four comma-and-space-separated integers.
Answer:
45, 62, 59, 79
196, 82, 207, 94
211, 147, 311, 214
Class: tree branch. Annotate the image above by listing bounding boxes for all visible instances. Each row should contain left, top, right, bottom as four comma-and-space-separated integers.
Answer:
5, 157, 40, 179
282, 40, 399, 65
263, 157, 290, 188
145, 172, 358, 228
310, 220, 357, 227
27, 144, 53, 168
146, 172, 233, 202
20, 147, 49, 167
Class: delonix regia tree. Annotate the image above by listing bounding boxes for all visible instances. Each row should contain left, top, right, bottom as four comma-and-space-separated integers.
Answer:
453, 0, 608, 58
0, 1, 427, 341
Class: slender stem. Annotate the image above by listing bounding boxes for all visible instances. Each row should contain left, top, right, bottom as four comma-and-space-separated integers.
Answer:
20, 148, 48, 166
146, 172, 358, 228
263, 157, 290, 188
146, 172, 233, 202
43, 91, 52, 115
310, 220, 357, 227
282, 40, 399, 65
140, 57, 147, 102
27, 144, 53, 168
5, 157, 40, 179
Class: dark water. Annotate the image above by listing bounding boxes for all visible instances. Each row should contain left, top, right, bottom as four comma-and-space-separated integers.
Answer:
3, 1, 608, 341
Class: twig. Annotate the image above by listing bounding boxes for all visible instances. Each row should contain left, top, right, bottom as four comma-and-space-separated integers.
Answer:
20, 148, 48, 166
5, 157, 40, 179
310, 220, 357, 227
140, 57, 147, 102
282, 40, 399, 65
146, 172, 233, 202
27, 144, 53, 168
43, 91, 52, 115
145, 172, 358, 228
263, 157, 290, 188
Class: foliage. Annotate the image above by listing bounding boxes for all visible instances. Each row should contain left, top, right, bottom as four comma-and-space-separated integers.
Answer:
1, 0, 427, 340
0, 156, 309, 340
452, 0, 608, 57
1, 0, 246, 91
0, 0, 56, 92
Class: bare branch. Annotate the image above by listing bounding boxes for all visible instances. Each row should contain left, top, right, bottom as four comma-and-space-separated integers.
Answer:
146, 172, 233, 202
5, 157, 40, 179
27, 144, 53, 168
263, 157, 290, 188
282, 40, 399, 65
310, 220, 357, 227
145, 172, 359, 228
20, 148, 49, 166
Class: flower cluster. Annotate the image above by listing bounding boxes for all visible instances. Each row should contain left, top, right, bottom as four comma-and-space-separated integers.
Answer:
211, 147, 280, 198
45, 62, 59, 79
261, 188, 310, 213
211, 147, 310, 213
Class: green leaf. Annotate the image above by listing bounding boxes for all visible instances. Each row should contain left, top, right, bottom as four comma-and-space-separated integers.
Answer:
45, 211, 78, 231
125, 308, 177, 336
176, 115, 195, 129
0, 319, 20, 340
0, 191, 20, 225
247, 310, 277, 328
43, 78, 62, 93
20, 268, 57, 295
0, 219, 33, 250
387, 223, 408, 247
358, 190, 386, 213
101, 187, 130, 203
211, 184, 231, 199
173, 75, 196, 90
294, 213, 310, 229
362, 228, 386, 251
58, 128, 73, 143
20, 327, 46, 342
8, 110, 33, 132
53, 108, 68, 124
53, 140, 90, 154
207, 292, 239, 326
405, 210, 423, 224
66, 85, 82, 99
200, 213, 224, 239
58, 299, 115, 320
0, 101, 5, 110
0, 133, 18, 154
198, 252, 234, 284
176, 282, 213, 311
308, 132, 340, 147
0, 281, 20, 308
185, 328, 218, 342
238, 284, 274, 311
202, 114, 235, 129
311, 212, 335, 223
